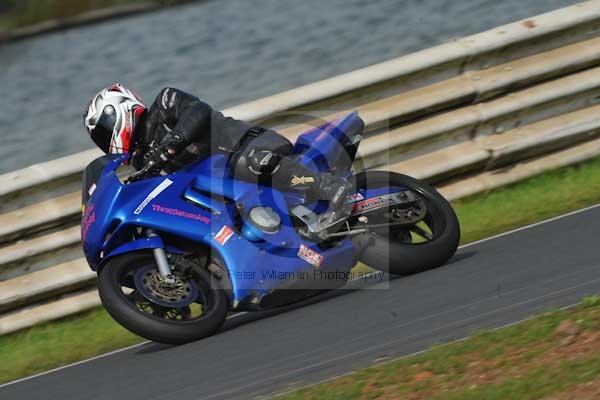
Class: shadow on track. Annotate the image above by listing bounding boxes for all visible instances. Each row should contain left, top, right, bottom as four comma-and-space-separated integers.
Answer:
133, 251, 475, 354
135, 271, 395, 354
445, 250, 477, 266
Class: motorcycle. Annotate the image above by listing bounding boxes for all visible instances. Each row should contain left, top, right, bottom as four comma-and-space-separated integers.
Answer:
81, 112, 460, 344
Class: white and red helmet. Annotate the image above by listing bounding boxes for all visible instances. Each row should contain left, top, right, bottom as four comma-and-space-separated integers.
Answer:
84, 83, 146, 154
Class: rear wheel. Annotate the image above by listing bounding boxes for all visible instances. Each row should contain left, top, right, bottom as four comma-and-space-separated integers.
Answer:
353, 171, 460, 275
98, 252, 228, 344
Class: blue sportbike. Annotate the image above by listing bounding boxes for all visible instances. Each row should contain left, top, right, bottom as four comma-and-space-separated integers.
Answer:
81, 112, 460, 344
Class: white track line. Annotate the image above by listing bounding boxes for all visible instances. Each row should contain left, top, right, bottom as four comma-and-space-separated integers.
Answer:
459, 202, 600, 249
0, 313, 246, 389
2, 202, 599, 389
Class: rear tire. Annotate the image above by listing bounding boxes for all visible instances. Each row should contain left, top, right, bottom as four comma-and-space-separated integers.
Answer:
98, 252, 228, 344
354, 171, 460, 275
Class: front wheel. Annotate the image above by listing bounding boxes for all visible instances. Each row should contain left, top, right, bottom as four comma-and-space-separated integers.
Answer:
353, 171, 460, 275
97, 252, 228, 344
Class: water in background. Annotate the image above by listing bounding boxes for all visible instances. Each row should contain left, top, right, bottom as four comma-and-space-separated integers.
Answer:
0, 0, 580, 173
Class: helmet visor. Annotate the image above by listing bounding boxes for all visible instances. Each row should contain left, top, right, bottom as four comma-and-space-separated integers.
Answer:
90, 109, 117, 154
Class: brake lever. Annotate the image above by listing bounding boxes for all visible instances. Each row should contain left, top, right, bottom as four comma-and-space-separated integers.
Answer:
125, 162, 157, 184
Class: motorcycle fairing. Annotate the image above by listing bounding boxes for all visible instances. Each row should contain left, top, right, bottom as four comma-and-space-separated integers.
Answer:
82, 154, 357, 305
82, 113, 405, 306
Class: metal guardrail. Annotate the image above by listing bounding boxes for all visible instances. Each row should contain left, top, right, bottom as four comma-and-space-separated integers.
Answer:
1, 1, 600, 335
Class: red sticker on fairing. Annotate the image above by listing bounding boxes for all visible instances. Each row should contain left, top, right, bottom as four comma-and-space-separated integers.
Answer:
297, 244, 324, 268
352, 195, 394, 213
215, 225, 234, 246
346, 193, 365, 203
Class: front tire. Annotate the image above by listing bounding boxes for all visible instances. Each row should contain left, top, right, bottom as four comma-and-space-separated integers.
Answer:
98, 252, 228, 344
353, 171, 460, 275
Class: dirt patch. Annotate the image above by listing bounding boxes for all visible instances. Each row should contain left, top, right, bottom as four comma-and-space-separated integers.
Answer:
382, 321, 600, 400
279, 302, 600, 400
413, 371, 434, 382
542, 375, 600, 400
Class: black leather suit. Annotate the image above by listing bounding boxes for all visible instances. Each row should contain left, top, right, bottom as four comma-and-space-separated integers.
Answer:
132, 87, 321, 195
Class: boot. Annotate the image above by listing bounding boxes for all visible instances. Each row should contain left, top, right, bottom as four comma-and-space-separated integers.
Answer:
236, 149, 352, 211
315, 173, 352, 211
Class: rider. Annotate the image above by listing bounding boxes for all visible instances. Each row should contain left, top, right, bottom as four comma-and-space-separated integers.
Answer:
83, 84, 352, 209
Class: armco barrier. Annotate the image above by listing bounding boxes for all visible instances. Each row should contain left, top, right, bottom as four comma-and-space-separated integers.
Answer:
1, 1, 600, 335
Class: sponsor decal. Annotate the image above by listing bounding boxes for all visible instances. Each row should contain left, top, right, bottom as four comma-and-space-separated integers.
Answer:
133, 178, 173, 215
169, 91, 177, 108
259, 151, 274, 166
151, 204, 210, 224
352, 194, 395, 213
124, 109, 132, 133
161, 88, 171, 109
81, 204, 96, 241
297, 244, 324, 268
346, 192, 365, 203
88, 183, 97, 197
291, 175, 316, 186
215, 225, 235, 246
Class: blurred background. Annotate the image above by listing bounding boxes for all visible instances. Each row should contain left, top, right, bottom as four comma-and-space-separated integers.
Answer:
0, 0, 581, 173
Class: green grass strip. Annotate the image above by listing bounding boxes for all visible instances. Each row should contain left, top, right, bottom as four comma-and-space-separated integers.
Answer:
2, 155, 600, 384
0, 308, 139, 383
278, 297, 600, 399
454, 156, 600, 244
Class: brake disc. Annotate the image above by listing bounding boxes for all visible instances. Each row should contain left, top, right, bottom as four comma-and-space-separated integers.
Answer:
134, 265, 199, 308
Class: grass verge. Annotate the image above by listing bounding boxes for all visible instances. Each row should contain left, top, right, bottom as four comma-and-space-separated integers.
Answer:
0, 308, 140, 384
275, 296, 600, 400
3, 155, 600, 384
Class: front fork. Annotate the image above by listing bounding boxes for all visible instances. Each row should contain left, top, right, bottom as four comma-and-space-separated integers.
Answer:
146, 229, 176, 284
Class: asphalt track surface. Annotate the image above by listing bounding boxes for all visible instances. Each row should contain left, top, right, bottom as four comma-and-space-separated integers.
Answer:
3, 205, 600, 400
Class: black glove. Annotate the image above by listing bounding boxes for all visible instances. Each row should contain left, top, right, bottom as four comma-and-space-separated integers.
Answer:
143, 146, 170, 170
143, 128, 188, 171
